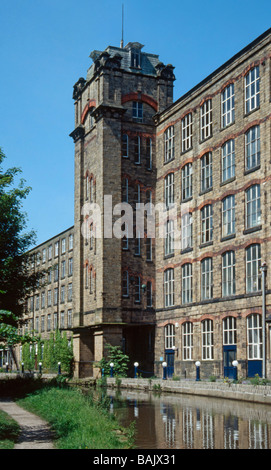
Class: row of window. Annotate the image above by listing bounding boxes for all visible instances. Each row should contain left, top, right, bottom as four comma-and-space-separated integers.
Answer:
165, 183, 261, 253
164, 65, 260, 161
33, 234, 74, 266
122, 134, 153, 168
24, 309, 73, 334
164, 313, 262, 361
164, 125, 261, 208
163, 243, 262, 307
29, 283, 73, 311
122, 272, 153, 307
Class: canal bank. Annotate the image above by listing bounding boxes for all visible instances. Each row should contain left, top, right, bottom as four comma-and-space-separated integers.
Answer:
101, 377, 271, 406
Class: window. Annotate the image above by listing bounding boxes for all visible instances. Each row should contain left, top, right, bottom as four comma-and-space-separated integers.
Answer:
146, 138, 152, 170
164, 268, 174, 307
69, 234, 73, 250
165, 219, 174, 256
60, 311, 65, 329
246, 184, 261, 229
165, 324, 175, 349
35, 294, 40, 311
181, 212, 193, 250
222, 195, 235, 238
47, 290, 51, 307
61, 260, 66, 279
48, 245, 52, 260
41, 316, 45, 333
90, 178, 94, 203
135, 276, 141, 303
61, 285, 65, 303
122, 134, 129, 158
222, 139, 235, 182
42, 248, 46, 263
147, 281, 152, 307
246, 244, 261, 293
201, 152, 212, 192
36, 252, 40, 265
134, 230, 141, 256
182, 163, 192, 200
146, 238, 152, 261
182, 113, 193, 152
54, 287, 58, 305
201, 205, 213, 244
200, 99, 212, 140
201, 258, 213, 300
164, 126, 174, 162
47, 314, 51, 332
68, 283, 72, 302
41, 292, 45, 308
221, 84, 235, 127
182, 322, 193, 360
131, 49, 140, 68
222, 251, 236, 297
134, 136, 141, 164
35, 317, 39, 333
223, 316, 237, 345
122, 271, 129, 297
54, 264, 59, 282
245, 126, 260, 171
68, 258, 73, 276
164, 173, 174, 208
182, 263, 192, 304
122, 178, 129, 203
202, 319, 213, 360
247, 314, 262, 359
54, 312, 58, 330
61, 238, 66, 254
133, 102, 143, 122
245, 66, 260, 114
55, 241, 59, 257
68, 309, 72, 328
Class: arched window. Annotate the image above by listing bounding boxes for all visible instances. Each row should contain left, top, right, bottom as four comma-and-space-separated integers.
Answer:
222, 251, 236, 297
164, 126, 174, 162
165, 324, 175, 349
201, 319, 213, 360
246, 244, 261, 293
164, 268, 174, 307
201, 258, 213, 300
247, 314, 262, 360
245, 66, 260, 114
201, 152, 212, 192
182, 263, 192, 304
182, 322, 193, 360
246, 184, 261, 229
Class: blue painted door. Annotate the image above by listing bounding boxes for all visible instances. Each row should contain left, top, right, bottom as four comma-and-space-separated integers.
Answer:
165, 349, 175, 378
223, 345, 237, 379
247, 360, 262, 378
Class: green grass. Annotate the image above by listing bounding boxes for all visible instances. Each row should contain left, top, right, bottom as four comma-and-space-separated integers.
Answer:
0, 409, 20, 449
17, 386, 133, 449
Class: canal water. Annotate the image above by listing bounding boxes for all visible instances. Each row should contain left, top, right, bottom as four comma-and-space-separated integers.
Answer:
100, 388, 271, 449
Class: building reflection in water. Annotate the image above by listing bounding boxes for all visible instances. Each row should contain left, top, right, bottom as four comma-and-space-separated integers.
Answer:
105, 390, 271, 449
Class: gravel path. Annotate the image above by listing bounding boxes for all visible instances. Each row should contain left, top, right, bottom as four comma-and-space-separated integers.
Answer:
0, 399, 55, 449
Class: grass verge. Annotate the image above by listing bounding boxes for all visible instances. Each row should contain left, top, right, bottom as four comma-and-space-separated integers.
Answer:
0, 409, 20, 449
17, 386, 134, 449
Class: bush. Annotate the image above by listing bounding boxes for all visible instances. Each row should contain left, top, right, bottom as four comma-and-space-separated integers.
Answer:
95, 345, 129, 377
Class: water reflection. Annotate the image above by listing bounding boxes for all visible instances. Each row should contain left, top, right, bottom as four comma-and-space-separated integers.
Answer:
104, 389, 271, 449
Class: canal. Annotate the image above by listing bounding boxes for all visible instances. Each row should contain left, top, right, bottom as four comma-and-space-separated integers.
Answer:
101, 388, 271, 449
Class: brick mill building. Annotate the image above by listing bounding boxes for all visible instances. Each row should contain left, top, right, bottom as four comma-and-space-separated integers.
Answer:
7, 28, 271, 380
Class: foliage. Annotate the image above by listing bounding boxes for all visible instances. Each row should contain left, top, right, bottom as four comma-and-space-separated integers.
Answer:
21, 330, 73, 374
95, 344, 129, 377
0, 410, 20, 449
18, 386, 133, 449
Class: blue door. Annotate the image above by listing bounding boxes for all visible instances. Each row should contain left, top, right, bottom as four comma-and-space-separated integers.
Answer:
165, 349, 175, 378
247, 360, 262, 378
223, 345, 237, 379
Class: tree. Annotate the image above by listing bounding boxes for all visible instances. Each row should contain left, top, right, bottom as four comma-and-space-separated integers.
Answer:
95, 345, 129, 377
0, 147, 40, 360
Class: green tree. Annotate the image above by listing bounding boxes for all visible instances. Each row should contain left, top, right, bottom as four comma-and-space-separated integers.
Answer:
95, 345, 129, 377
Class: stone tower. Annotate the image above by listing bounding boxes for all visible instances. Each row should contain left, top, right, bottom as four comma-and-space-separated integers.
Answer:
70, 41, 175, 378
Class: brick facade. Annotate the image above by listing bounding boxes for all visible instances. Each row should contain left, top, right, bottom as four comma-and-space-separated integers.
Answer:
15, 29, 271, 380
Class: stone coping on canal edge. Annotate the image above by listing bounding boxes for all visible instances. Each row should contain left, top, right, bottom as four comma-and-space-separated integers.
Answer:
105, 377, 271, 405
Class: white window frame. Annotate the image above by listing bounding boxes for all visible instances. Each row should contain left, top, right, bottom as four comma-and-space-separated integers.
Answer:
245, 125, 260, 171
246, 184, 261, 229
201, 152, 212, 192
181, 113, 193, 152
222, 251, 236, 297
247, 313, 262, 360
202, 319, 214, 360
134, 136, 141, 164
223, 316, 237, 345
133, 101, 143, 122
181, 212, 193, 250
222, 195, 235, 238
165, 324, 175, 349
164, 173, 174, 208
201, 205, 213, 244
200, 99, 212, 140
164, 268, 174, 307
164, 126, 175, 162
246, 244, 261, 293
221, 84, 235, 128
182, 263, 192, 304
245, 66, 260, 114
182, 322, 193, 360
182, 163, 192, 200
164, 219, 174, 256
222, 139, 235, 182
201, 258, 213, 300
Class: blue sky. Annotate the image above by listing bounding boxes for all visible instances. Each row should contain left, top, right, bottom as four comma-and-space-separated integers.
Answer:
0, 0, 270, 246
